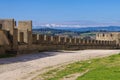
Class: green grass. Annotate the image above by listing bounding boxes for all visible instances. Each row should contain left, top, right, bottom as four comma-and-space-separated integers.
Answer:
77, 54, 120, 80
33, 54, 120, 80
77, 66, 120, 80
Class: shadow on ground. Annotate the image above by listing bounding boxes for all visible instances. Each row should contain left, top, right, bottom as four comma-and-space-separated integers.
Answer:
0, 50, 75, 65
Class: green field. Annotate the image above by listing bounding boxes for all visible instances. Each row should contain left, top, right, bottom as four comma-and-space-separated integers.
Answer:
33, 54, 120, 80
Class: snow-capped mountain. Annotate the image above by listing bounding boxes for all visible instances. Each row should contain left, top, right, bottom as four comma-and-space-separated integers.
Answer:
33, 20, 120, 29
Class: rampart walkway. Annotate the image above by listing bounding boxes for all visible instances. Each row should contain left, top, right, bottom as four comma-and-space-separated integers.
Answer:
0, 50, 120, 80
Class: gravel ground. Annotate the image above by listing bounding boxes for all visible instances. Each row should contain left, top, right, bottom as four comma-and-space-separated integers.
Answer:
0, 50, 120, 80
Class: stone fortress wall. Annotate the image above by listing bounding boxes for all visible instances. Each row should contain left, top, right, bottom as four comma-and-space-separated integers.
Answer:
0, 18, 119, 55
96, 32, 120, 45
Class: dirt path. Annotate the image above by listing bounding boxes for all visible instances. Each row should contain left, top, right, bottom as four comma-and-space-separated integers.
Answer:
0, 50, 120, 80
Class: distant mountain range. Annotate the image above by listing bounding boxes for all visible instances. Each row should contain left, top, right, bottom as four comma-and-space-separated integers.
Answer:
33, 26, 120, 32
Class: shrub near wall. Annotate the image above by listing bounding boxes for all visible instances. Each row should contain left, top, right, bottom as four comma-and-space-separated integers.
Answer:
0, 46, 5, 55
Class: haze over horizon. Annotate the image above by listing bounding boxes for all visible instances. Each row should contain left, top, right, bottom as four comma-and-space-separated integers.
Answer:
0, 0, 120, 27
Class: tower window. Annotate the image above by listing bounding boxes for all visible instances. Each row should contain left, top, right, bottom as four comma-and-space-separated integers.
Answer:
103, 34, 105, 37
110, 34, 113, 37
0, 24, 2, 29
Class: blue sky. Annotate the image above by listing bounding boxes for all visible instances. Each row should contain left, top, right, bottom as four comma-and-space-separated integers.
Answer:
0, 0, 120, 26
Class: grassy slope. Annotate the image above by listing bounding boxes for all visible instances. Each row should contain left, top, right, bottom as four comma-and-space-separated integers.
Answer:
33, 54, 120, 80
77, 54, 120, 80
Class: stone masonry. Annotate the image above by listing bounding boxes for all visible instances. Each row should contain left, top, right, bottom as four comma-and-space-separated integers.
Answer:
0, 18, 119, 55
96, 32, 120, 45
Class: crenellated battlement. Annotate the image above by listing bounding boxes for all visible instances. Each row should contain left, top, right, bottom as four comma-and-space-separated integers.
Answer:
31, 34, 116, 46
0, 18, 119, 55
